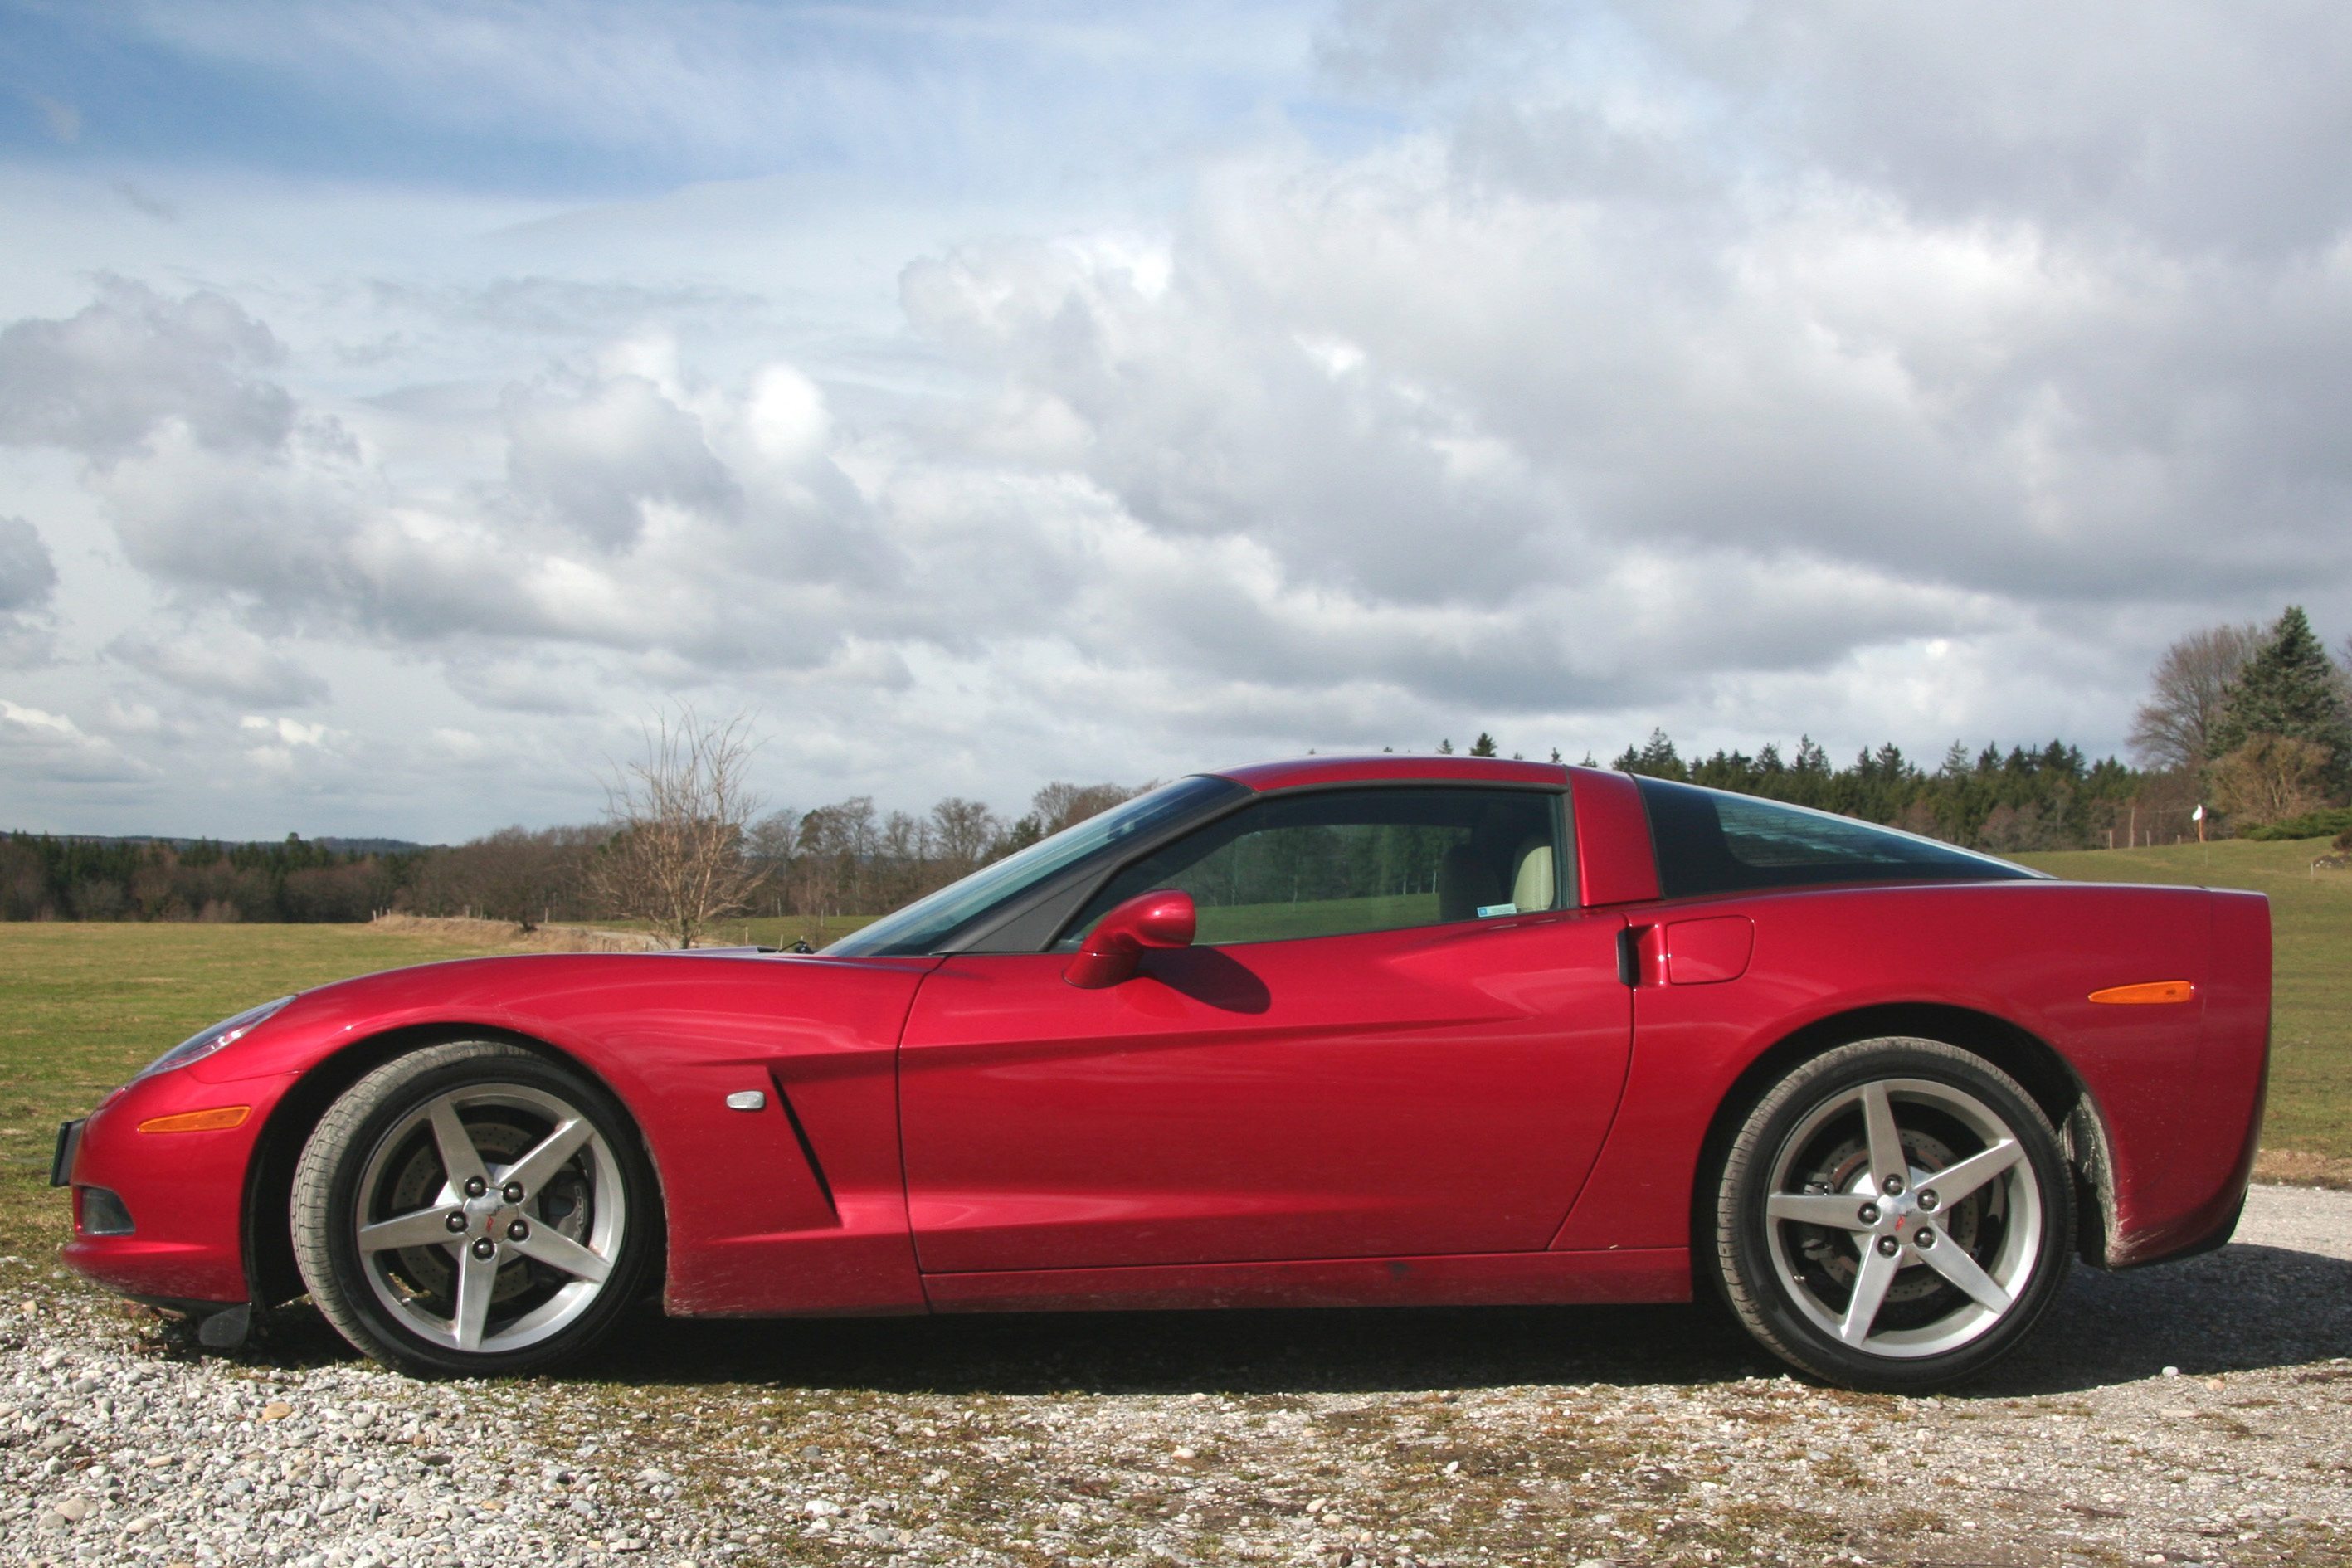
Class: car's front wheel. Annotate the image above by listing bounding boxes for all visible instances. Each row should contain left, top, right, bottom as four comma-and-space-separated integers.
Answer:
1712, 1035, 2075, 1390
290, 1040, 657, 1376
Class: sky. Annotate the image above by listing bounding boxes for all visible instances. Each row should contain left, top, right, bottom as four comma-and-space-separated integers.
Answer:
2, 0, 2350, 842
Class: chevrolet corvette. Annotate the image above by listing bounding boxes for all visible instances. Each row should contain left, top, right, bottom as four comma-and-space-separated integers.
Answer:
54, 756, 2270, 1389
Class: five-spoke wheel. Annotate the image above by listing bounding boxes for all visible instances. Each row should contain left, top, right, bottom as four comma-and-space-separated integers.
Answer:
292, 1041, 655, 1376
1712, 1036, 2074, 1390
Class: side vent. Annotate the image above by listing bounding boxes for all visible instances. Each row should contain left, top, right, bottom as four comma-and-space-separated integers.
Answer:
767, 1071, 840, 1224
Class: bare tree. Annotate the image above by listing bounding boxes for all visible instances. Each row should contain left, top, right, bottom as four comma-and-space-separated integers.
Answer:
1030, 781, 1142, 835
587, 707, 766, 948
928, 796, 1001, 877
786, 796, 878, 946
2129, 622, 2265, 772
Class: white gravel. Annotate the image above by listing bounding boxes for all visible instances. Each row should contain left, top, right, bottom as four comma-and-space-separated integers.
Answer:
4, 1183, 2350, 1566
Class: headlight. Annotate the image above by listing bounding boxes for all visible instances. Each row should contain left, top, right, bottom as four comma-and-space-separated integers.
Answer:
134, 997, 294, 1081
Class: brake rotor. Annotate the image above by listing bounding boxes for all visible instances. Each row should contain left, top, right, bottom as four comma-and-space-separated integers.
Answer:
377, 1114, 595, 1310
1796, 1129, 1991, 1304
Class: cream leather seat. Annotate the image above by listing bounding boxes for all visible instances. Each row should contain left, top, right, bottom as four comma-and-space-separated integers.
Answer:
1510, 835, 1556, 912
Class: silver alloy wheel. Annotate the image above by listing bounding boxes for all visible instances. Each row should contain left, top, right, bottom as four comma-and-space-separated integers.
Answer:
352, 1083, 626, 1355
1761, 1076, 2043, 1359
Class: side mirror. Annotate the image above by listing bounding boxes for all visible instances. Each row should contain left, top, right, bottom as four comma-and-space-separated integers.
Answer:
1064, 889, 1196, 989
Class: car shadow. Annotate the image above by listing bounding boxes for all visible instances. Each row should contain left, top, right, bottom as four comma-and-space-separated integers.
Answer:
1978, 1240, 2352, 1395
241, 1238, 2352, 1398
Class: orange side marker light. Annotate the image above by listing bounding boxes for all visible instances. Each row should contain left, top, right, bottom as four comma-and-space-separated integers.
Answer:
135, 1105, 252, 1134
2087, 981, 2195, 1006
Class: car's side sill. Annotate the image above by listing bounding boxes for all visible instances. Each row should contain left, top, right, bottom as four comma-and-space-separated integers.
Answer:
919, 1247, 1692, 1313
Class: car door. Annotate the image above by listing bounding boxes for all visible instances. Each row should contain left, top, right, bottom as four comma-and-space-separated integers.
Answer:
897, 784, 1634, 1274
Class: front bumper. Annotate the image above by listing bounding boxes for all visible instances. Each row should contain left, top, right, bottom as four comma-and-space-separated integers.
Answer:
56, 1069, 289, 1307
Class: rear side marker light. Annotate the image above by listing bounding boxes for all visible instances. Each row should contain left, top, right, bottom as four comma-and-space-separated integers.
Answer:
2088, 981, 2195, 1006
135, 1105, 252, 1134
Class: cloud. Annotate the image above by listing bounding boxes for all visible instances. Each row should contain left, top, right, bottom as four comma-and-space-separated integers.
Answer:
1643, 2, 2352, 256
0, 278, 293, 460
502, 367, 738, 549
240, 713, 334, 747
0, 700, 149, 786
0, 515, 58, 668
109, 622, 332, 707
0, 515, 56, 615
2, 2, 2350, 837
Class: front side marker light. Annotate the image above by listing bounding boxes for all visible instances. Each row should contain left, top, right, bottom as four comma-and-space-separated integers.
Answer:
2087, 981, 2196, 1006
136, 1105, 252, 1134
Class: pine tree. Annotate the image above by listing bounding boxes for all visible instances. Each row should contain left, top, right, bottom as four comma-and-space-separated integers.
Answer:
2208, 606, 2352, 789
1614, 729, 1689, 781
1468, 732, 1499, 757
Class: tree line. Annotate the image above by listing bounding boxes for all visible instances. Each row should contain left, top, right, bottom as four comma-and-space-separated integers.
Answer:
1513, 605, 2350, 852
7, 606, 2345, 934
0, 772, 1144, 938
0, 833, 417, 923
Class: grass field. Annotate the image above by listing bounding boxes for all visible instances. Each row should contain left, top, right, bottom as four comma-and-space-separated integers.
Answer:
0, 921, 551, 1276
2, 842, 2345, 1277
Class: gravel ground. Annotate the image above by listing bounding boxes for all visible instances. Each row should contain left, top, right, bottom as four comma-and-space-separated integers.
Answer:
4, 1183, 2350, 1568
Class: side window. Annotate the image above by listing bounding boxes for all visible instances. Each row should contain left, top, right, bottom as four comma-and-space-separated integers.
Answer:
1060, 787, 1563, 948
1634, 777, 2041, 898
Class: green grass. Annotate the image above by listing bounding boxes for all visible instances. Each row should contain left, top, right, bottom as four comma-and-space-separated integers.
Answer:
2017, 835, 2352, 1165
0, 921, 542, 1270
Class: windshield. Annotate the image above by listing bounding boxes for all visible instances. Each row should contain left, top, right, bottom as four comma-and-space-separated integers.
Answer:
824, 775, 1244, 957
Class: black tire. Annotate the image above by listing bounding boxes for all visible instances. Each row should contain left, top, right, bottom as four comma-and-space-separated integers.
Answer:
1711, 1035, 2074, 1391
290, 1040, 659, 1377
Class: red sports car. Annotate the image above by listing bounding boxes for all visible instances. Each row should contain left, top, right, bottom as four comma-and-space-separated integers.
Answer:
54, 757, 2270, 1390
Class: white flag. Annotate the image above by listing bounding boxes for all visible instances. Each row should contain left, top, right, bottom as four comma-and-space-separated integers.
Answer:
2192, 803, 2205, 821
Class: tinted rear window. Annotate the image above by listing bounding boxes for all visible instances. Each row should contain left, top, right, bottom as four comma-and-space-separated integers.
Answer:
1634, 777, 2041, 899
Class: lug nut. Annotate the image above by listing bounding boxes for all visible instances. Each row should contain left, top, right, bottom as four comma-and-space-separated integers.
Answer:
1882, 1176, 1905, 1196
470, 1237, 496, 1260
1858, 1203, 1881, 1225
503, 1181, 525, 1204
445, 1211, 468, 1234
1876, 1235, 1900, 1257
507, 1220, 530, 1241
1916, 1227, 1936, 1248
463, 1176, 487, 1198
1917, 1188, 1940, 1211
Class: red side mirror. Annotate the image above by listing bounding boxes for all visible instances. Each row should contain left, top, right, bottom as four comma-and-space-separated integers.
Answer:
1064, 889, 1196, 989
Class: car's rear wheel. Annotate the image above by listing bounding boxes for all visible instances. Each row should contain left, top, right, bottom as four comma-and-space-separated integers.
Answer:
290, 1041, 656, 1376
1712, 1035, 2074, 1390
